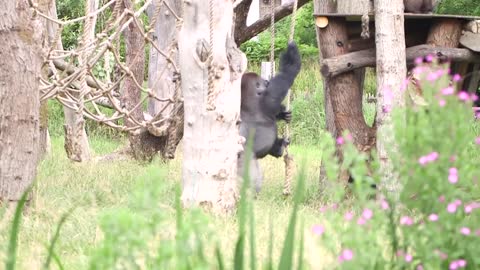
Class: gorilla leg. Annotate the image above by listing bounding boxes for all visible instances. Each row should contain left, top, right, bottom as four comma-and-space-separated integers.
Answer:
268, 137, 290, 158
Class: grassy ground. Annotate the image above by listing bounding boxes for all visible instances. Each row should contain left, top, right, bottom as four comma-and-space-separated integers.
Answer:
0, 136, 342, 269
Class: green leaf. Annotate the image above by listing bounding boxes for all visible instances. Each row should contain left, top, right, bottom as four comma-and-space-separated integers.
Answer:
43, 207, 75, 270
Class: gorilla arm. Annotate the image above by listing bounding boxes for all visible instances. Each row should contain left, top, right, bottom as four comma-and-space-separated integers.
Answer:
261, 42, 301, 117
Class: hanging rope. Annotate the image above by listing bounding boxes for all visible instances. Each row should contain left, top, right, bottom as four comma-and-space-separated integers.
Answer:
206, 0, 217, 110
282, 0, 298, 196
269, 0, 275, 78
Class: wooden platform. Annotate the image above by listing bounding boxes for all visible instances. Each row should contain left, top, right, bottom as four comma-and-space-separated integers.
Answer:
313, 13, 480, 22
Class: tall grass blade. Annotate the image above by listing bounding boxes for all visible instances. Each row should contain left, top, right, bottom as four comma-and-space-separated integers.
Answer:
297, 219, 305, 270
43, 207, 75, 270
215, 244, 225, 270
50, 250, 65, 270
249, 198, 256, 270
6, 185, 33, 270
234, 130, 255, 270
266, 212, 274, 270
278, 162, 306, 270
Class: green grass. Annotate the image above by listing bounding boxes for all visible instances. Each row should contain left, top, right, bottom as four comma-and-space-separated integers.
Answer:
0, 137, 340, 270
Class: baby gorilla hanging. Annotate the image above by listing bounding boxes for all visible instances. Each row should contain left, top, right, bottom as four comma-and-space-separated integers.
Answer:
238, 42, 301, 193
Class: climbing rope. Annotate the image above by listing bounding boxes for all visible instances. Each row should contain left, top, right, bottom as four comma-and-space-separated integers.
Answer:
268, 0, 298, 196
206, 0, 217, 111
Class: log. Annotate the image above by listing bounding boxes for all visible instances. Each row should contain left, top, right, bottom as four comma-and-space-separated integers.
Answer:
322, 44, 480, 77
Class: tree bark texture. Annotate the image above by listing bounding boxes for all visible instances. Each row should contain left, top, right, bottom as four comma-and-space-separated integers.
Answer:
374, 0, 407, 194
141, 0, 184, 161
120, 0, 151, 161
315, 0, 376, 185
179, 0, 247, 212
63, 0, 96, 162
0, 0, 44, 201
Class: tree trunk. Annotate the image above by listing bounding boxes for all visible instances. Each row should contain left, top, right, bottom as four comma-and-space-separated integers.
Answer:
315, 0, 376, 187
120, 0, 149, 161
374, 0, 407, 195
179, 0, 247, 212
0, 0, 44, 201
63, 0, 97, 162
137, 0, 184, 161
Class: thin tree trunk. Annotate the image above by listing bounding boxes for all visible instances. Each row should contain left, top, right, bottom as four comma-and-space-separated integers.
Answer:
0, 0, 45, 201
120, 0, 148, 161
179, 0, 247, 212
63, 0, 97, 162
374, 0, 407, 195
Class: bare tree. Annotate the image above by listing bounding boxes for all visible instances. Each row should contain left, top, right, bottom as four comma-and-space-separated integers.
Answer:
0, 0, 46, 201
179, 0, 247, 212
374, 0, 407, 195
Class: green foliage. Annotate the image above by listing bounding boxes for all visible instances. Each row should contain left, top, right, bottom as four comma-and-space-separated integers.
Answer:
436, 0, 480, 16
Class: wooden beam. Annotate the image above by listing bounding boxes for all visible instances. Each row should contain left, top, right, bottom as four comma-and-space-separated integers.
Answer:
321, 44, 480, 77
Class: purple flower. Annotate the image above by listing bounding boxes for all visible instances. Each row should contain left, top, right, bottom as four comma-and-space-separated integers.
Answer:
458, 260, 467, 267
336, 136, 344, 145
338, 249, 354, 262
475, 137, 480, 145
427, 152, 439, 162
400, 216, 413, 226
428, 213, 439, 222
441, 86, 455, 95
344, 211, 354, 221
362, 208, 373, 220
405, 253, 413, 262
447, 203, 457, 213
426, 54, 434, 62
414, 57, 423, 65
453, 73, 462, 82
449, 174, 458, 184
454, 199, 462, 206
458, 91, 470, 101
464, 205, 473, 214
312, 225, 325, 236
450, 261, 459, 270
460, 227, 471, 235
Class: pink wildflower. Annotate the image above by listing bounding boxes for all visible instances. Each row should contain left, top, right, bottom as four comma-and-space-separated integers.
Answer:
428, 213, 439, 222
449, 155, 457, 162
460, 227, 471, 235
357, 217, 366, 225
475, 229, 480, 236
464, 205, 473, 214
475, 137, 480, 145
471, 94, 479, 102
405, 254, 413, 262
441, 86, 455, 95
448, 168, 458, 184
447, 203, 457, 213
454, 199, 462, 206
435, 249, 448, 260
426, 54, 434, 62
414, 57, 423, 65
413, 66, 424, 75
458, 91, 470, 101
458, 260, 467, 267
439, 99, 446, 107
427, 72, 439, 81
344, 211, 354, 221
312, 225, 325, 236
416, 264, 424, 270
453, 74, 462, 82
450, 261, 459, 270
400, 216, 413, 226
380, 199, 389, 210
418, 156, 429, 165
427, 152, 439, 162
338, 249, 354, 262
362, 208, 373, 220
439, 195, 445, 202
336, 136, 344, 145
401, 79, 409, 91
344, 133, 353, 142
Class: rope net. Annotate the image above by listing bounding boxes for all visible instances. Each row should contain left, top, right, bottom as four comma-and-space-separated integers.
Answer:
35, 0, 183, 137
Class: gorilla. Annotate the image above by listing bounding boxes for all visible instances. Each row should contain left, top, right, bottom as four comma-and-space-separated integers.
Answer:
238, 42, 301, 193
404, 0, 434, 13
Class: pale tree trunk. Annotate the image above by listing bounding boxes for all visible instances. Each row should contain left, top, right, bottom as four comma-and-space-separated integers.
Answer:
0, 0, 45, 201
135, 0, 184, 161
179, 0, 247, 212
63, 0, 98, 162
374, 0, 407, 195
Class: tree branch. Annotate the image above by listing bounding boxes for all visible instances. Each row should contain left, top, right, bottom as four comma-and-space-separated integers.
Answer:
321, 44, 480, 77
234, 0, 310, 45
